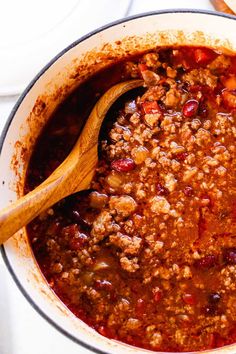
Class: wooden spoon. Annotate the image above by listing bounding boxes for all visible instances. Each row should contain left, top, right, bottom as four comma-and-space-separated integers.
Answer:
0, 79, 143, 245
210, 0, 235, 14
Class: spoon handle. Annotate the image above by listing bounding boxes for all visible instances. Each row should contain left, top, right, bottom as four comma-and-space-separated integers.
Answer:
210, 0, 235, 14
0, 144, 97, 245
0, 79, 143, 245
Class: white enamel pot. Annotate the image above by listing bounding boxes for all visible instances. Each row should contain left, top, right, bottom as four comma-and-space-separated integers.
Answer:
1, 10, 236, 354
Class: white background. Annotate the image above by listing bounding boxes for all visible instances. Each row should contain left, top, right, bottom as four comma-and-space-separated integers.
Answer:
0, 1, 218, 354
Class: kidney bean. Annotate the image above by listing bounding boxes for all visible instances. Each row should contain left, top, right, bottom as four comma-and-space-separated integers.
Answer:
70, 210, 83, 223
204, 305, 219, 316
111, 158, 135, 172
223, 248, 236, 265
182, 293, 196, 305
198, 101, 208, 118
157, 183, 169, 196
68, 210, 90, 229
195, 255, 218, 269
208, 293, 221, 304
153, 287, 162, 302
182, 99, 199, 118
136, 298, 146, 316
175, 152, 188, 161
94, 279, 113, 292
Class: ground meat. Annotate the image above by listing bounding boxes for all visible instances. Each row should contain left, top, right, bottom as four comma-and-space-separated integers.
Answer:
109, 233, 142, 255
141, 86, 165, 101
222, 90, 236, 108
143, 52, 161, 69
144, 113, 162, 127
120, 256, 139, 272
150, 196, 171, 214
208, 54, 231, 74
141, 69, 160, 86
164, 87, 181, 107
109, 195, 137, 217
195, 128, 211, 146
89, 191, 108, 208
91, 211, 119, 241
166, 66, 177, 79
163, 172, 177, 192
183, 68, 218, 88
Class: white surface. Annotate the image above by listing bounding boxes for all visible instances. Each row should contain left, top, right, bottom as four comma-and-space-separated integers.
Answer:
0, 1, 223, 354
0, 262, 92, 354
128, 0, 214, 13
0, 0, 130, 95
0, 0, 215, 96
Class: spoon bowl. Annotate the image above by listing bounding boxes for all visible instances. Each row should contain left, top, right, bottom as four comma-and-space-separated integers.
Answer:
0, 79, 143, 245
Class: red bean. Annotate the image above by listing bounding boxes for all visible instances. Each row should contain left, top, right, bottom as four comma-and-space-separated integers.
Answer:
195, 255, 218, 269
208, 293, 221, 304
111, 158, 135, 172
68, 209, 90, 229
204, 305, 219, 316
70, 210, 83, 223
182, 99, 199, 118
136, 298, 146, 316
153, 287, 162, 302
198, 101, 208, 118
223, 248, 236, 265
94, 280, 113, 292
157, 183, 169, 196
182, 293, 196, 305
175, 152, 188, 161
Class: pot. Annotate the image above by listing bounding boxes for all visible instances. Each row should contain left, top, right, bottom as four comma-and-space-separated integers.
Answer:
1, 9, 236, 354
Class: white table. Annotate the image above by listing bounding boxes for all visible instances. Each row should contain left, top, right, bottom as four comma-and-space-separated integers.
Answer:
0, 1, 215, 353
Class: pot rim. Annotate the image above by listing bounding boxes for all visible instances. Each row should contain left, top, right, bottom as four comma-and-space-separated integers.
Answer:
1, 8, 236, 354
